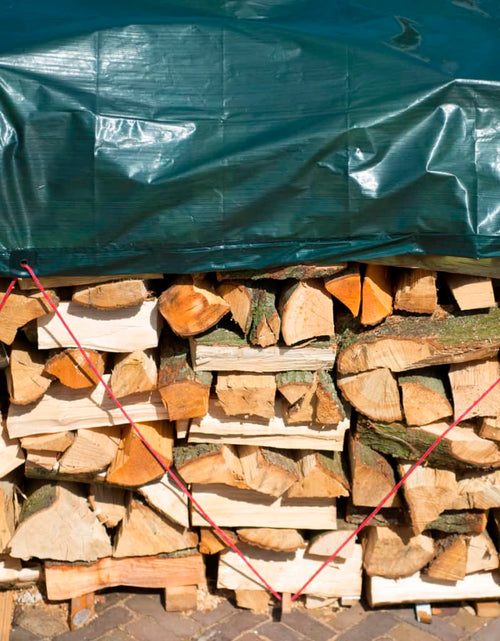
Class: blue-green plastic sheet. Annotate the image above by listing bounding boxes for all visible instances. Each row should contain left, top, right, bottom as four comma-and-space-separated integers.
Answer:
0, 1, 499, 277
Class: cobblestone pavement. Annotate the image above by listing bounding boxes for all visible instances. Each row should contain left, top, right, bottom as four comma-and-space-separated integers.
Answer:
10, 588, 500, 641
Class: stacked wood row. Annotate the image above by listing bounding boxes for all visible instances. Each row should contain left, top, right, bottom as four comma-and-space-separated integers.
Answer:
0, 262, 499, 622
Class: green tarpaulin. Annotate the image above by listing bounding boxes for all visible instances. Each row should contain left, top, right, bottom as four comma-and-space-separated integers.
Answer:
0, 1, 499, 276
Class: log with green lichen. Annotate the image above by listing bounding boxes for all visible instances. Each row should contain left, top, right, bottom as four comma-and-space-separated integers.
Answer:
238, 445, 299, 497
348, 436, 401, 507
216, 263, 347, 281
337, 307, 500, 375
315, 370, 345, 424
398, 368, 453, 425
287, 450, 349, 498
355, 417, 500, 471
158, 328, 212, 420
276, 370, 316, 405
346, 504, 487, 535
173, 443, 247, 489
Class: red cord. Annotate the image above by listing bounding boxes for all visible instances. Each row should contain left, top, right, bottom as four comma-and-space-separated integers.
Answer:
0, 278, 18, 312
3, 265, 499, 603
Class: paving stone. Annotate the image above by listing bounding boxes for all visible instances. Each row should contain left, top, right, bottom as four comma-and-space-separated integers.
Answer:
98, 631, 135, 641
195, 611, 269, 641
95, 588, 141, 612
450, 608, 489, 634
257, 620, 307, 641
55, 606, 132, 641
191, 599, 237, 627
125, 593, 166, 621
336, 611, 398, 641
17, 606, 68, 638
235, 635, 268, 641
127, 616, 179, 641
433, 605, 461, 618
470, 616, 500, 641
281, 610, 335, 641
125, 592, 201, 637
389, 623, 441, 641
327, 602, 369, 632
10, 628, 42, 641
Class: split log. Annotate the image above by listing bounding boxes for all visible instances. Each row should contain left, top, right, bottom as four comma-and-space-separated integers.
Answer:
456, 470, 500, 510
466, 532, 499, 574
158, 274, 229, 337
191, 484, 337, 529
480, 416, 500, 441
218, 281, 280, 347
7, 374, 167, 437
190, 327, 336, 372
362, 526, 435, 578
445, 273, 496, 310
235, 590, 270, 613
218, 544, 362, 597
0, 423, 24, 478
279, 280, 334, 345
58, 427, 121, 475
6, 340, 52, 405
393, 269, 437, 314
348, 437, 400, 507
89, 484, 127, 528
236, 528, 305, 553
9, 483, 112, 562
238, 446, 299, 497
0, 289, 59, 345
216, 264, 347, 281
158, 331, 211, 420
307, 530, 356, 561
44, 348, 106, 389
287, 451, 349, 499
113, 498, 198, 558
284, 377, 317, 424
216, 373, 276, 419
356, 418, 500, 471
337, 307, 500, 375
346, 505, 487, 535
338, 368, 402, 423
426, 535, 467, 582
37, 300, 160, 352
72, 279, 150, 309
399, 369, 453, 425
0, 482, 16, 553
18, 273, 161, 291
110, 350, 157, 398
367, 570, 500, 607
20, 431, 74, 453
360, 264, 393, 326
138, 474, 190, 528
45, 554, 205, 600
70, 593, 96, 630
324, 264, 361, 317
315, 370, 345, 424
199, 527, 238, 555
448, 358, 500, 420
26, 450, 59, 472
164, 585, 198, 612
106, 421, 174, 487
174, 443, 246, 489
189, 399, 349, 450
175, 419, 190, 440
276, 371, 315, 405
398, 463, 459, 534
0, 591, 14, 639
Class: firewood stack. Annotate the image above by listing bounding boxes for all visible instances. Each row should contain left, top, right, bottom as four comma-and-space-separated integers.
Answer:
0, 262, 499, 619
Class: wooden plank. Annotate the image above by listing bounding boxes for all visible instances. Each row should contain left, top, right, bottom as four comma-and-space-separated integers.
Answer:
188, 399, 349, 450
0, 556, 41, 587
0, 591, 14, 641
45, 554, 205, 600
18, 273, 162, 290
191, 484, 337, 529
70, 593, 96, 630
190, 328, 335, 373
164, 585, 198, 612
37, 300, 160, 352
0, 422, 24, 478
368, 570, 500, 606
218, 544, 362, 596
7, 374, 167, 438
